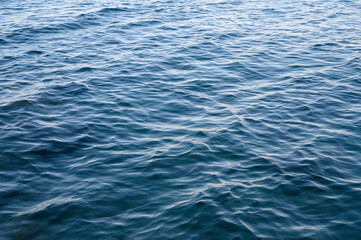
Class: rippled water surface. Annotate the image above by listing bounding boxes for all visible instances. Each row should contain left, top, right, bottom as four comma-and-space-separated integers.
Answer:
1, 0, 361, 239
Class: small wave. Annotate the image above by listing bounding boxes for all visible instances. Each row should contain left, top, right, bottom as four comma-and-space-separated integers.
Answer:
4, 20, 99, 43
0, 98, 35, 111
124, 19, 163, 29
19, 197, 81, 216
0, 38, 8, 45
97, 7, 132, 13
26, 50, 44, 55
76, 66, 95, 72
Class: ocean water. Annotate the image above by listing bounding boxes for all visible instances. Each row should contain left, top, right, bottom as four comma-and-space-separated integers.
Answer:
1, 0, 361, 239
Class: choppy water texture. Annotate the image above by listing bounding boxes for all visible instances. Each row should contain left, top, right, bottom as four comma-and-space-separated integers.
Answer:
1, 0, 361, 239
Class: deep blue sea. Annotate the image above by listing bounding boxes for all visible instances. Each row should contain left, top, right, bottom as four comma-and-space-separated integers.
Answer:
1, 0, 361, 239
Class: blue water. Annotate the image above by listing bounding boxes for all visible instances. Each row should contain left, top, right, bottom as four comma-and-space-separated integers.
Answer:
1, 0, 361, 239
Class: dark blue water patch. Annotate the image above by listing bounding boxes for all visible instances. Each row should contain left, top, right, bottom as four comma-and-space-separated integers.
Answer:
0, 38, 8, 45
97, 7, 133, 14
3, 21, 101, 44
76, 66, 95, 72
26, 50, 44, 55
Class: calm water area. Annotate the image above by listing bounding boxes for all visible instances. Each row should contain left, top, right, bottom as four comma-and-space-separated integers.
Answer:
1, 0, 361, 239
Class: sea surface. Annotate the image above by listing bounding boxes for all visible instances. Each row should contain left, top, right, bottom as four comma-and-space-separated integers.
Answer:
1, 0, 361, 239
